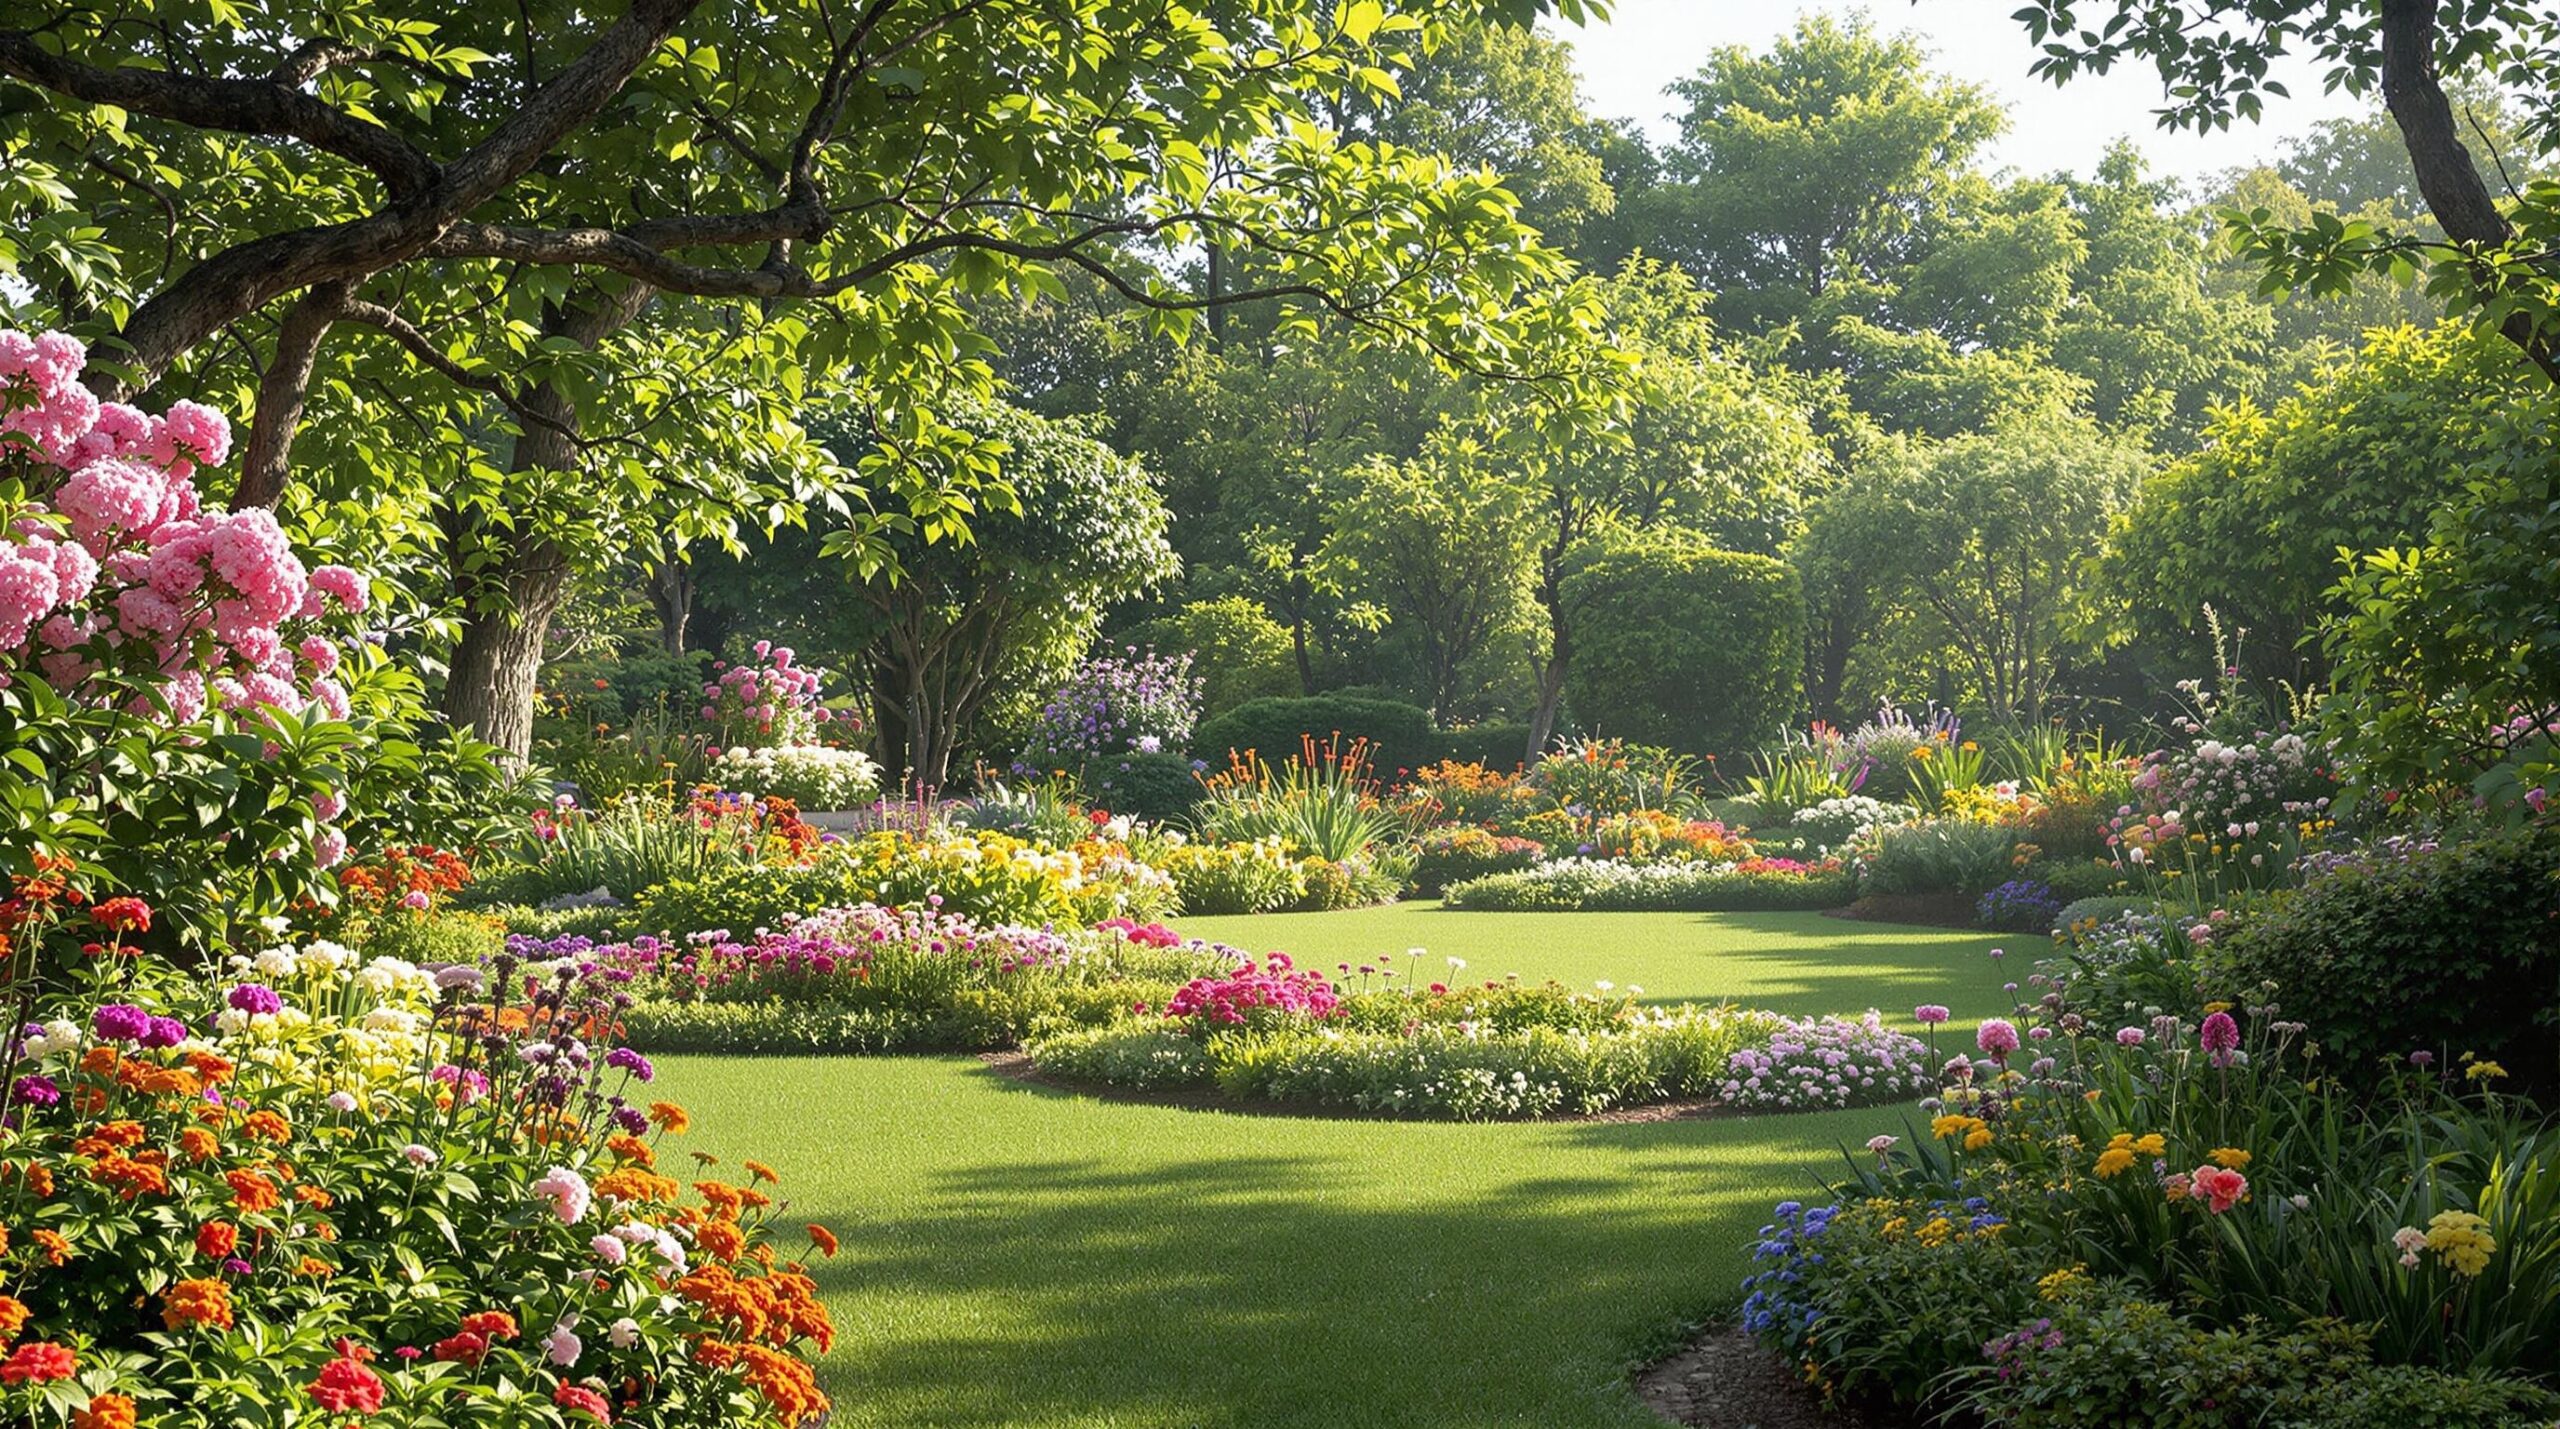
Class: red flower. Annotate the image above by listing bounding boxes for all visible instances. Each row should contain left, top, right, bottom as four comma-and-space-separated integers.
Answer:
307, 1352, 387, 1414
0, 1341, 75, 1384
91, 897, 151, 934
555, 1383, 613, 1422
431, 1331, 488, 1366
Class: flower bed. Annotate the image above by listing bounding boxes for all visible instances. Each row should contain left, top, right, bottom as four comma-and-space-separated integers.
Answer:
573, 905, 1239, 1053
1737, 978, 2560, 1423
1441, 857, 1852, 912
0, 937, 833, 1427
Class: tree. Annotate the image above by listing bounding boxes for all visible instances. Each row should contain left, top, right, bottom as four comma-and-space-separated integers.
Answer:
1640, 13, 2006, 336
2101, 322, 2544, 684
1318, 430, 1536, 722
0, 0, 1610, 755
2007, 0, 2560, 383
825, 397, 1177, 789
1816, 419, 2150, 721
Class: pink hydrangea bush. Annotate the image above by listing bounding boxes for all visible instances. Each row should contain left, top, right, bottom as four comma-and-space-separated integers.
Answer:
0, 329, 365, 726
700, 640, 833, 750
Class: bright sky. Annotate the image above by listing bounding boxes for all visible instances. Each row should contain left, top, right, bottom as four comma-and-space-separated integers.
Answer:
1549, 0, 2375, 191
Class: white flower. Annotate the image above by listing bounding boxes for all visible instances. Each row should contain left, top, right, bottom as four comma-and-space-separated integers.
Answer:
607, 1318, 641, 1350
326, 1090, 359, 1114
403, 1143, 438, 1166
253, 947, 299, 977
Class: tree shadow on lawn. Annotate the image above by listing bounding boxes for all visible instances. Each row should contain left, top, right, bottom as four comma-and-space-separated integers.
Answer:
795, 1070, 1868, 1429
1554, 911, 2023, 1022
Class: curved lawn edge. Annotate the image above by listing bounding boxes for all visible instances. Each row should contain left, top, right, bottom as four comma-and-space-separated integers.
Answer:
978, 1048, 1754, 1124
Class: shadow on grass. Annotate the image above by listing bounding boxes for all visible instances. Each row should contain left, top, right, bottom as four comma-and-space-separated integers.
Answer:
793, 1066, 1853, 1429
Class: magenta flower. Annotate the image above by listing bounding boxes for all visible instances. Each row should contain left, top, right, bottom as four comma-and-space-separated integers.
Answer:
1914, 1005, 1950, 1025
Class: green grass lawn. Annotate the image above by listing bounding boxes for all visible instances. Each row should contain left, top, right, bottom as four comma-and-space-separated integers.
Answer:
1184, 901, 2026, 1025
670, 909, 2016, 1428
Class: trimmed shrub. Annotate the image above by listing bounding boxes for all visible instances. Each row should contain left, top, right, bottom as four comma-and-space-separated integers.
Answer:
2205, 826, 2560, 1086
1193, 695, 1438, 767
1410, 826, 1545, 896
1559, 540, 1803, 758
1443, 859, 1853, 912
1428, 721, 1535, 771
1077, 750, 1205, 823
1852, 818, 2019, 896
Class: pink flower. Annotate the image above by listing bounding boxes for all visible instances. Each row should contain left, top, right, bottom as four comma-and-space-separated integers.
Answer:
1914, 1005, 1950, 1024
1976, 1019, 2021, 1058
590, 1234, 629, 1266
2200, 1011, 2241, 1066
2116, 1027, 2145, 1047
531, 1166, 592, 1225
2190, 1164, 2249, 1214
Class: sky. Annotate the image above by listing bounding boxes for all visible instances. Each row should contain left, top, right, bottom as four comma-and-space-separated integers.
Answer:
1547, 0, 2374, 191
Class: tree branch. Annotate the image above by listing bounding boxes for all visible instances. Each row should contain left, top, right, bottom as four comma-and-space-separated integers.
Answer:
237, 281, 350, 507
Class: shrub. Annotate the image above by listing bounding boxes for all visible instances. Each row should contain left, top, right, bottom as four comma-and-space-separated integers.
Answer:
706, 743, 882, 807
349, 907, 505, 966
636, 828, 1177, 932
1976, 878, 2063, 932
1559, 540, 1802, 758
1075, 749, 1204, 823
699, 639, 837, 748
2022, 854, 2126, 903
1113, 596, 1296, 715
1410, 825, 1544, 895
1156, 837, 1308, 916
470, 789, 795, 905
1192, 694, 1438, 767
1026, 1024, 1218, 1089
1395, 759, 1540, 827
1427, 721, 1533, 771
2205, 825, 2560, 1085
1190, 735, 1411, 864
2052, 894, 2158, 937
1443, 858, 1853, 912
1851, 817, 2018, 896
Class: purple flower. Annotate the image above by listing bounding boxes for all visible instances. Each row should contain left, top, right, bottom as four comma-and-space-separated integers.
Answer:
141, 1015, 188, 1049
11, 1075, 60, 1107
92, 1003, 152, 1043
1976, 1019, 2021, 1058
605, 1046, 655, 1082
2199, 1011, 2240, 1053
227, 984, 283, 1016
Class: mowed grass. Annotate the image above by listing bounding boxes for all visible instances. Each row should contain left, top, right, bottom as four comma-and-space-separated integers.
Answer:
672, 1052, 1908, 1429
1184, 902, 2027, 1026
667, 909, 2019, 1426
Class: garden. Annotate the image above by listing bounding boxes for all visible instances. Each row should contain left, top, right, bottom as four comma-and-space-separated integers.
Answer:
4, 0, 2560, 1426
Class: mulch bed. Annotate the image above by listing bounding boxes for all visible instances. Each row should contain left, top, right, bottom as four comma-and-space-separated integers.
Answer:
1636, 1326, 1896, 1429
977, 1050, 1736, 1124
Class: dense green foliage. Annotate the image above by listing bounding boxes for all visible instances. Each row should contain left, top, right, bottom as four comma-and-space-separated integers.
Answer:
1560, 541, 1801, 756
1192, 695, 1441, 768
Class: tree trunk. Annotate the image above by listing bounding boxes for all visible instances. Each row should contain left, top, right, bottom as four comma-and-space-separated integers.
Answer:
443, 544, 571, 760
645, 560, 695, 656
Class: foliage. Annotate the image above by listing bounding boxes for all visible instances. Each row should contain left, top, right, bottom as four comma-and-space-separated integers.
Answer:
1788, 796, 1916, 852
635, 828, 1178, 934
473, 790, 812, 907
2204, 826, 2560, 1087
0, 940, 834, 1427
1113, 597, 1297, 716
1849, 818, 2020, 897
1442, 858, 1852, 912
1191, 695, 1439, 770
1190, 736, 1413, 866
1976, 878, 2064, 933
1074, 751, 1206, 825
1154, 838, 1310, 917
1411, 825, 1546, 895
1557, 538, 1802, 758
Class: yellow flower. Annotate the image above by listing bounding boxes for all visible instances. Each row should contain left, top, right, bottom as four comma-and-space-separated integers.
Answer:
1916, 1216, 1955, 1247
1964, 1127, 1993, 1151
2464, 1061, 2507, 1083
2203, 1001, 2233, 1015
2208, 1147, 2251, 1169
2036, 1266, 2087, 1301
1879, 1216, 1907, 1238
2094, 1148, 2136, 1178
2425, 1210, 2497, 1277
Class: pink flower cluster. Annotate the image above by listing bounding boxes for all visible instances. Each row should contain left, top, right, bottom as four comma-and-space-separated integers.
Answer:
0, 329, 366, 730
700, 639, 832, 748
1094, 917, 1180, 948
1161, 953, 1340, 1027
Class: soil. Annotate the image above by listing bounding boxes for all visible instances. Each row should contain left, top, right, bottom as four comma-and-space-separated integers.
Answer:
1635, 1326, 1894, 1429
977, 1050, 1736, 1124
1823, 893, 1981, 929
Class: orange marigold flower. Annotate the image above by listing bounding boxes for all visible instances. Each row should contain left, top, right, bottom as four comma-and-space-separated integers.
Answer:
295, 1255, 334, 1278
196, 1222, 238, 1259
737, 1343, 830, 1427
648, 1101, 691, 1134
226, 1169, 282, 1215
72, 1391, 137, 1429
0, 1341, 72, 1385
807, 1224, 839, 1258
606, 1133, 655, 1168
72, 1119, 144, 1157
161, 1277, 234, 1331
294, 1184, 334, 1209
91, 1152, 169, 1200
695, 1181, 744, 1221
187, 1051, 235, 1084
0, 1295, 28, 1342
179, 1127, 220, 1162
594, 1168, 678, 1205
18, 1165, 50, 1199
695, 1219, 745, 1262
31, 1230, 69, 1266
460, 1310, 518, 1340
739, 1188, 772, 1211
744, 1160, 780, 1184
241, 1110, 292, 1143
78, 1046, 119, 1077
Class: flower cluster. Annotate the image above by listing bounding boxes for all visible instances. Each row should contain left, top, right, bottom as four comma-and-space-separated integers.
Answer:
702, 640, 834, 749
707, 743, 881, 809
1717, 1011, 1935, 1110
1161, 953, 1341, 1027
1017, 647, 1203, 771
0, 328, 364, 724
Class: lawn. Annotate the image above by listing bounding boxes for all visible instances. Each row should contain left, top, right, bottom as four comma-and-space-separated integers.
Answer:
1184, 901, 2025, 1025
670, 909, 2012, 1428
